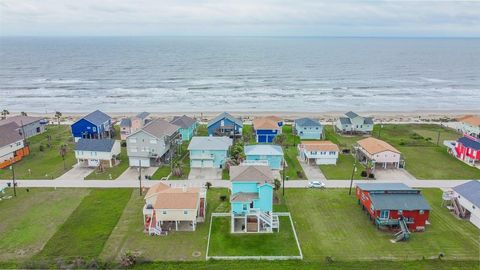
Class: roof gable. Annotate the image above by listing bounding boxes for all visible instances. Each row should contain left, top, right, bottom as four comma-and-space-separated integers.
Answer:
75, 139, 116, 152
453, 180, 480, 207
295, 117, 321, 127
0, 122, 23, 147
208, 112, 243, 128
145, 183, 200, 209
357, 137, 400, 155
345, 111, 359, 119
81, 110, 111, 126
0, 115, 44, 127
300, 141, 339, 152
230, 165, 274, 183
253, 116, 282, 130
370, 193, 431, 211
458, 115, 480, 127
120, 118, 132, 127
188, 136, 233, 151
170, 115, 197, 128
457, 136, 480, 151
140, 118, 179, 139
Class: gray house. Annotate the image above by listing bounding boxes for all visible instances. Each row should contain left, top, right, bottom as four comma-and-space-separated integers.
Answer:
126, 119, 181, 167
336, 111, 374, 134
0, 115, 47, 138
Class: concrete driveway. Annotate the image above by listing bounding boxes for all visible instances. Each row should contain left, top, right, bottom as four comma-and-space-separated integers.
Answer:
297, 157, 327, 180
374, 169, 416, 181
117, 167, 159, 180
188, 168, 222, 180
56, 164, 95, 180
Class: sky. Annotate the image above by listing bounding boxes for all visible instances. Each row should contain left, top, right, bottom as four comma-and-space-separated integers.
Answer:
0, 0, 479, 37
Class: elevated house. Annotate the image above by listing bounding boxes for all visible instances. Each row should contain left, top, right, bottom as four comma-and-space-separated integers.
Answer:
71, 110, 114, 142
457, 115, 480, 139
444, 135, 480, 167
294, 118, 322, 139
0, 115, 47, 138
0, 123, 30, 169
74, 139, 121, 168
143, 183, 206, 235
252, 116, 283, 143
336, 111, 374, 134
298, 141, 339, 165
120, 112, 151, 140
356, 183, 431, 237
449, 181, 480, 229
207, 112, 243, 138
188, 136, 232, 168
230, 165, 279, 233
356, 137, 402, 171
244, 144, 284, 170
127, 119, 181, 167
170, 115, 197, 141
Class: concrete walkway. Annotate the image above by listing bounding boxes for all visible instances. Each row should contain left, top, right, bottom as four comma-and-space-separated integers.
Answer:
117, 167, 159, 180
297, 157, 326, 180
56, 164, 94, 180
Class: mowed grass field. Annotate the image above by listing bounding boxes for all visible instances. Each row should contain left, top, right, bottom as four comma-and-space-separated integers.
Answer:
286, 188, 480, 261
320, 154, 365, 180
0, 125, 76, 180
282, 125, 306, 180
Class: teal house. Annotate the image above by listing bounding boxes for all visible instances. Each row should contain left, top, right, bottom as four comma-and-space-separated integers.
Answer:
244, 144, 284, 170
188, 136, 233, 168
230, 165, 279, 233
170, 115, 197, 141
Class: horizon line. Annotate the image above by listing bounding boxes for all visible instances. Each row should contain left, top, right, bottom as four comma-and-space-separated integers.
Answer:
1, 35, 480, 39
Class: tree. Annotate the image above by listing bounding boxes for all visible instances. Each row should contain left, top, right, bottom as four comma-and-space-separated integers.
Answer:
59, 144, 67, 170
230, 143, 245, 164
1, 109, 9, 120
54, 111, 62, 126
273, 133, 286, 147
205, 182, 212, 190
273, 178, 281, 191
20, 111, 28, 116
172, 161, 183, 177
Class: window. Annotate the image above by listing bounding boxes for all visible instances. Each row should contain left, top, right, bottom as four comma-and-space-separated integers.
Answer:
129, 138, 137, 143
93, 127, 97, 132
150, 139, 157, 144
162, 211, 167, 214
370, 204, 374, 212
419, 210, 424, 214
243, 204, 247, 211
130, 148, 138, 153
380, 210, 389, 219
361, 194, 366, 201
184, 211, 188, 215
398, 210, 403, 215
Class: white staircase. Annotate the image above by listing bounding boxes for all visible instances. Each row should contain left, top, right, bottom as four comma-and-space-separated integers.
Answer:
257, 211, 280, 232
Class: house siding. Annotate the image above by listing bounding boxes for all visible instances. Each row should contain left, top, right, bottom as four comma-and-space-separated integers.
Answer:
189, 149, 228, 168
245, 154, 283, 170
208, 118, 242, 136
295, 124, 323, 139
71, 118, 112, 141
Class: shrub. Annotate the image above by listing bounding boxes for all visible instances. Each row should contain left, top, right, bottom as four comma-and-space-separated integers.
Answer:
361, 171, 368, 177
39, 145, 45, 152
399, 140, 406, 146
205, 182, 212, 190
296, 170, 303, 178
121, 141, 127, 147
220, 195, 227, 201
368, 173, 375, 179
121, 251, 137, 268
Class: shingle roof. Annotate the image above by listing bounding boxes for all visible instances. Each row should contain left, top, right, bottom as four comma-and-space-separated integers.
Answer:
295, 117, 321, 127
357, 137, 400, 154
0, 115, 45, 127
370, 193, 431, 211
0, 122, 23, 147
356, 183, 412, 191
170, 115, 197, 129
82, 110, 111, 126
300, 141, 339, 152
253, 116, 282, 130
75, 138, 116, 152
141, 118, 179, 138
188, 136, 232, 151
345, 111, 359, 118
245, 144, 284, 156
207, 112, 243, 128
457, 136, 480, 151
453, 181, 480, 207
231, 192, 259, 202
364, 117, 374, 125
458, 115, 480, 127
136, 112, 150, 119
120, 118, 131, 127
145, 183, 200, 209
230, 165, 274, 183
338, 117, 352, 125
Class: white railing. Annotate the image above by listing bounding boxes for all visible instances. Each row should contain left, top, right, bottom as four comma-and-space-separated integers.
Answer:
241, 160, 269, 166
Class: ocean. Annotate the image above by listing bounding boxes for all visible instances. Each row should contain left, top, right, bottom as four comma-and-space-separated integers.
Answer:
0, 37, 479, 113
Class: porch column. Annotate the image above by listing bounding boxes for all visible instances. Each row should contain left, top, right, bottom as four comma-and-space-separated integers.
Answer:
193, 220, 196, 231
245, 216, 247, 232
175, 220, 178, 231
109, 159, 112, 167
231, 215, 234, 233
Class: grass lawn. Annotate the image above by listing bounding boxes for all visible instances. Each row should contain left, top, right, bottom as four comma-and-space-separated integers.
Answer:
0, 188, 89, 262
282, 146, 306, 180
222, 168, 229, 180
150, 166, 172, 180
207, 216, 300, 257
320, 154, 365, 180
242, 124, 256, 144
35, 189, 132, 260
84, 147, 129, 180
285, 188, 480, 261
0, 125, 76, 179
324, 125, 367, 150
100, 188, 230, 262
372, 124, 480, 179
196, 124, 208, 136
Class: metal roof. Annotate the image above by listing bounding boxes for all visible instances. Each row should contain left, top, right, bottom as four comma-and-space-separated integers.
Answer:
338, 117, 352, 125
245, 144, 284, 156
170, 115, 197, 128
207, 112, 243, 128
370, 193, 431, 211
187, 136, 232, 151
345, 111, 359, 118
0, 122, 23, 147
82, 110, 111, 126
136, 112, 150, 119
356, 183, 412, 191
0, 115, 45, 127
120, 118, 131, 127
295, 117, 321, 127
231, 192, 259, 202
457, 136, 480, 151
364, 117, 374, 124
453, 180, 480, 207
75, 138, 116, 152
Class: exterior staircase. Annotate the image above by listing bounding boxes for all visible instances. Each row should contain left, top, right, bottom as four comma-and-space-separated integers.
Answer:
452, 197, 466, 218
257, 211, 280, 232
393, 218, 410, 242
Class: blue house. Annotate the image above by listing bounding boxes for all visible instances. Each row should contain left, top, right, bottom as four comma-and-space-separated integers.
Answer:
207, 112, 243, 137
170, 115, 197, 141
71, 110, 113, 142
294, 118, 323, 140
230, 165, 279, 233
244, 144, 284, 170
188, 136, 233, 168
253, 116, 283, 143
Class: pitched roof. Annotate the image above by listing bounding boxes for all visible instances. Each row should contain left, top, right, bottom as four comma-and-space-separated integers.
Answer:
170, 115, 197, 128
207, 112, 243, 128
120, 118, 131, 127
253, 116, 282, 130
141, 118, 179, 138
82, 110, 111, 126
364, 117, 374, 125
301, 141, 339, 152
136, 112, 150, 119
458, 115, 480, 127
453, 180, 480, 207
75, 139, 116, 152
188, 136, 232, 151
356, 183, 412, 192
231, 192, 259, 202
244, 144, 284, 156
357, 137, 400, 155
345, 111, 359, 118
230, 165, 274, 183
146, 183, 200, 209
457, 136, 480, 151
0, 115, 44, 127
295, 117, 321, 127
370, 193, 431, 211
0, 122, 23, 147
338, 117, 352, 125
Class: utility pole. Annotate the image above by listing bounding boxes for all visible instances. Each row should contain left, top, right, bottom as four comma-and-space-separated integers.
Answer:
436, 130, 441, 146
138, 160, 142, 196
10, 162, 16, 197
282, 160, 285, 196
348, 159, 357, 195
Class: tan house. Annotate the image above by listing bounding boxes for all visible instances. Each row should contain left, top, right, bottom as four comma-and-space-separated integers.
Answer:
356, 137, 402, 170
143, 183, 206, 235
458, 115, 480, 139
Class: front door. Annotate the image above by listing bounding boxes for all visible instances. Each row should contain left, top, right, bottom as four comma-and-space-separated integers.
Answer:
380, 210, 389, 219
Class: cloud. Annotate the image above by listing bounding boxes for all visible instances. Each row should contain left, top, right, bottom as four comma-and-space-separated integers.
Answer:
0, 0, 479, 36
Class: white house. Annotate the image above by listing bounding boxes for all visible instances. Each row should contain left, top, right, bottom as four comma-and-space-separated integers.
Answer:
298, 141, 339, 165
336, 111, 374, 134
356, 137, 402, 170
75, 139, 121, 168
451, 180, 480, 229
0, 122, 28, 169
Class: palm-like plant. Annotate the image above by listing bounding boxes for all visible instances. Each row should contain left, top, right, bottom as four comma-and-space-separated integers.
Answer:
54, 111, 62, 126
21, 111, 28, 116
1, 109, 9, 120
173, 161, 183, 177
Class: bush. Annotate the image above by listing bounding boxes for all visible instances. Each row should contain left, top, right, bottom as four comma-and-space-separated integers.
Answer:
39, 145, 45, 152
399, 140, 406, 146
361, 171, 367, 177
220, 195, 227, 201
368, 173, 375, 179
296, 170, 303, 178
121, 251, 137, 268
121, 141, 127, 147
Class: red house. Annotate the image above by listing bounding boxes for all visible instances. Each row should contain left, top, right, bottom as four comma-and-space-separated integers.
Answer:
355, 183, 431, 232
453, 135, 480, 167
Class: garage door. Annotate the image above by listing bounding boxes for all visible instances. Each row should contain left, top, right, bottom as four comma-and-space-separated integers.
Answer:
191, 160, 202, 168
267, 135, 274, 143
203, 160, 214, 168
129, 157, 150, 167
258, 135, 267, 143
